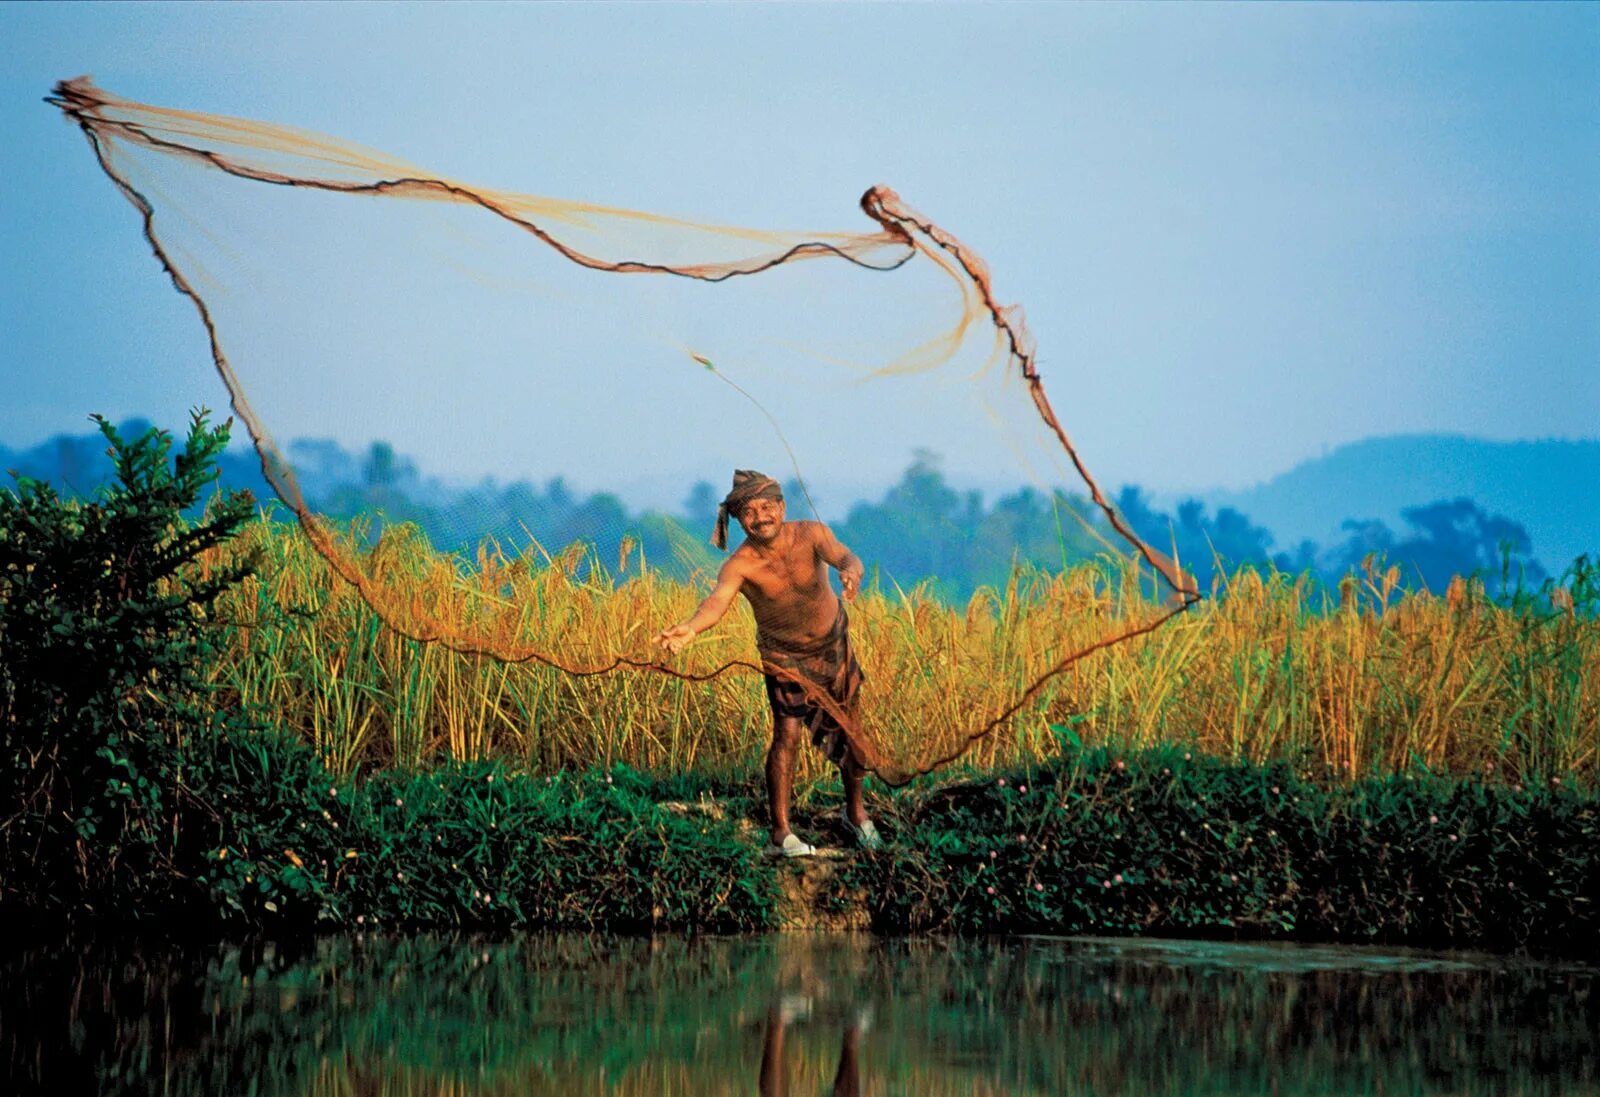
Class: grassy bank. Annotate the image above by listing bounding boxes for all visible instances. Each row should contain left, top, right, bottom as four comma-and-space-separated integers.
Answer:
10, 721, 1595, 957
840, 747, 1598, 956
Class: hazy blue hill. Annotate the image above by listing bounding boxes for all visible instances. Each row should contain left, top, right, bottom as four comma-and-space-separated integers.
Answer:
1205, 435, 1600, 574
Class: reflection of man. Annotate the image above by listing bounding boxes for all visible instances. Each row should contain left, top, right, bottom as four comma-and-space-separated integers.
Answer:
759, 997, 865, 1097
656, 470, 881, 856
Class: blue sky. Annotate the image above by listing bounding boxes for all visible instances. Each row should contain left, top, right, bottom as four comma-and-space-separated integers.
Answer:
3, 1, 1596, 504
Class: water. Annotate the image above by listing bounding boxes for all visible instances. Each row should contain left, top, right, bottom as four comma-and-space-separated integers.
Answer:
3, 933, 1595, 1095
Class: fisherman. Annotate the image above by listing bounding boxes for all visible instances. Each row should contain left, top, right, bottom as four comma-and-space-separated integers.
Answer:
656, 470, 881, 856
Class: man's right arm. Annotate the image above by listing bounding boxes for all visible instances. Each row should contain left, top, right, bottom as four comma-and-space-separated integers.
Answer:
656, 557, 745, 654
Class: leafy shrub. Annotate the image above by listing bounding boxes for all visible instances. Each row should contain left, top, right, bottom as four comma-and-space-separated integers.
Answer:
107, 722, 772, 931
179, 749, 776, 932
0, 411, 257, 919
836, 743, 1599, 956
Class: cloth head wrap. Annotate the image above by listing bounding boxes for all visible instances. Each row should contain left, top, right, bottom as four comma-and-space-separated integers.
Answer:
712, 469, 783, 550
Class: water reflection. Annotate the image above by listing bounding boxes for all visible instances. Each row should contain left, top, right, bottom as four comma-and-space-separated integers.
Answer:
3, 933, 1596, 1095
758, 995, 865, 1097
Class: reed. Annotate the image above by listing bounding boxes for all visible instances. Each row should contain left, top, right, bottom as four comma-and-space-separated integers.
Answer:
201, 517, 1598, 785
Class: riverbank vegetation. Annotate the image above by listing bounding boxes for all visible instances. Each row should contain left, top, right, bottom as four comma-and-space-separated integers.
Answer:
2, 414, 1596, 955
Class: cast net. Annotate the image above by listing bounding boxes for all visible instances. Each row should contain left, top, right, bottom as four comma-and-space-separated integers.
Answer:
50, 77, 1199, 786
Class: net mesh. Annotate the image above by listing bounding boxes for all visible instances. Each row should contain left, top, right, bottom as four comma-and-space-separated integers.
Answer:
49, 76, 1199, 786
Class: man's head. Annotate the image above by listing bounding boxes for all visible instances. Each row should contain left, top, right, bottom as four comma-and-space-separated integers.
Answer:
711, 469, 784, 550
737, 491, 786, 547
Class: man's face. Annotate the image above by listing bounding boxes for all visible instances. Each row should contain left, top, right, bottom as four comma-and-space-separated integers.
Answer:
737, 495, 784, 544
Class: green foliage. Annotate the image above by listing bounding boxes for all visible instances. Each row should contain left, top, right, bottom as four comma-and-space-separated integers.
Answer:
837, 745, 1599, 956
0, 677, 773, 931
172, 732, 776, 932
7, 581, 774, 932
0, 410, 258, 917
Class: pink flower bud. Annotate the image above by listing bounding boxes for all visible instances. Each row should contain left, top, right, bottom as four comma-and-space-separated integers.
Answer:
997, 778, 1007, 787
1034, 883, 1044, 892
986, 886, 995, 895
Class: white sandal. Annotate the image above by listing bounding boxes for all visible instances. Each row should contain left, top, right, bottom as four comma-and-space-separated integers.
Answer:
767, 832, 816, 858
842, 811, 883, 851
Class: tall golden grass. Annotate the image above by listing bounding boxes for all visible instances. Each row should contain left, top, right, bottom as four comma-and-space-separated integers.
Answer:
201, 517, 1598, 784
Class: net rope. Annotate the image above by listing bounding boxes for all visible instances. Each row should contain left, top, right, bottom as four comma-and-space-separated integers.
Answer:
49, 76, 1201, 786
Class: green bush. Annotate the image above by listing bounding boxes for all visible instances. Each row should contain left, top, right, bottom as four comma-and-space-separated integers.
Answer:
0, 411, 257, 919
835, 744, 1599, 956
176, 743, 776, 932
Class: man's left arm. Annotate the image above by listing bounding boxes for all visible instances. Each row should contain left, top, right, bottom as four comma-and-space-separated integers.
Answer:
813, 523, 865, 603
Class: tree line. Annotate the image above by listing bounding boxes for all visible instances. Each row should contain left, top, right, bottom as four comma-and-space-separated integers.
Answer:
3, 422, 1553, 602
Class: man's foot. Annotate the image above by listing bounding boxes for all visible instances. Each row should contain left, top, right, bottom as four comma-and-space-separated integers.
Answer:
841, 810, 883, 851
778, 994, 813, 1025
850, 1003, 874, 1035
767, 832, 816, 858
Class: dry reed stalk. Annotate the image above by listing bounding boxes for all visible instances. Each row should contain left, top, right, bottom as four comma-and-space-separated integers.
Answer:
203, 518, 1599, 783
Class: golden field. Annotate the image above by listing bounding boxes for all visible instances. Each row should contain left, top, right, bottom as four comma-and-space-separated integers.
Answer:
198, 516, 1598, 785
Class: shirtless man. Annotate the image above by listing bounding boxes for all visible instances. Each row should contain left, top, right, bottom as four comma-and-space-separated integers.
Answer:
656, 470, 882, 856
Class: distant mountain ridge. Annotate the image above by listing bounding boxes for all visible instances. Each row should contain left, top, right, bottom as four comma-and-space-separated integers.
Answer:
1200, 435, 1600, 574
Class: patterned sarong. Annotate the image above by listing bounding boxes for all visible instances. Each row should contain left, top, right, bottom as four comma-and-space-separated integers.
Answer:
757, 605, 864, 767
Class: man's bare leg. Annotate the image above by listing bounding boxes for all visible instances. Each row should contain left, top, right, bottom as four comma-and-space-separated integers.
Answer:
767, 715, 804, 846
831, 1021, 862, 1097
758, 1003, 788, 1097
841, 756, 868, 828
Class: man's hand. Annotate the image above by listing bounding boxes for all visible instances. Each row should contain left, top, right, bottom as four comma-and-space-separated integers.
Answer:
656, 562, 741, 657
656, 623, 696, 655
814, 524, 865, 604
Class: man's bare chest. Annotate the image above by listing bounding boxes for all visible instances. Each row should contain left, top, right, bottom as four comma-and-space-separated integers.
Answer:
741, 544, 826, 604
